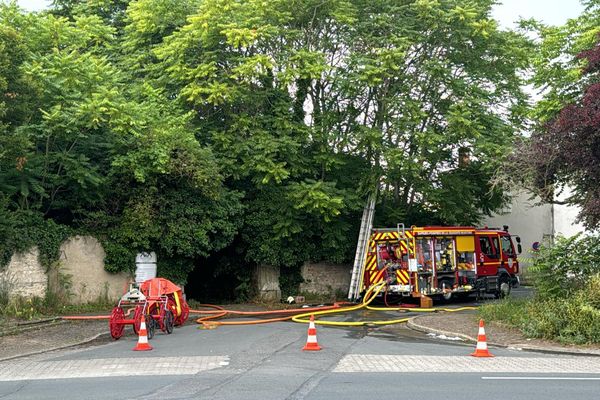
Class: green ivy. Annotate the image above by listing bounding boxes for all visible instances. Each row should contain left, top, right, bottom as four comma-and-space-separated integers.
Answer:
0, 205, 71, 270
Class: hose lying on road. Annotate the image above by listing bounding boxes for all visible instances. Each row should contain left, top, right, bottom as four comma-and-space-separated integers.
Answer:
192, 303, 347, 328
292, 283, 478, 327
60, 283, 477, 327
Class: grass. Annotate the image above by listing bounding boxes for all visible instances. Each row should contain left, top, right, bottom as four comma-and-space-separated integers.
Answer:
0, 293, 113, 322
480, 296, 600, 345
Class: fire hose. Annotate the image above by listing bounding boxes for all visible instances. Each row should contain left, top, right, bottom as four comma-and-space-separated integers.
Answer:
60, 282, 477, 326
191, 303, 348, 328
291, 282, 478, 326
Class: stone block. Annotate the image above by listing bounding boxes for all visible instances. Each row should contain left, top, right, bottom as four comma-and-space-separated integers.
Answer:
58, 236, 131, 304
254, 265, 281, 301
0, 247, 47, 299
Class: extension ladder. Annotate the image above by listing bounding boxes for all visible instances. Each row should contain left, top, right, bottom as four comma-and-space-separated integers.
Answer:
347, 193, 376, 301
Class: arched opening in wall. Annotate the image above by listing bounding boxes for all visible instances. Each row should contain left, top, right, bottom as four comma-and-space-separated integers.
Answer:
185, 243, 255, 303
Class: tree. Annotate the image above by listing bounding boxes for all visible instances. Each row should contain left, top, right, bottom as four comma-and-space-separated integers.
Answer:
508, 1, 600, 229
152, 0, 530, 267
0, 0, 535, 294
0, 4, 242, 282
516, 40, 600, 228
329, 0, 531, 225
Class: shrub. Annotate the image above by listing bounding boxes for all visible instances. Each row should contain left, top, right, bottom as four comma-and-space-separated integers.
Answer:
0, 272, 14, 307
529, 234, 600, 300
479, 297, 528, 327
480, 281, 600, 344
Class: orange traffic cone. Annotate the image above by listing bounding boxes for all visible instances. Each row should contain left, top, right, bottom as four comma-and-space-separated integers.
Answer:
302, 315, 322, 351
470, 319, 493, 357
133, 318, 153, 351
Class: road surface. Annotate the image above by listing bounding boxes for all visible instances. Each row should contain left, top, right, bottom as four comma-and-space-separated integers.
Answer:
0, 298, 598, 400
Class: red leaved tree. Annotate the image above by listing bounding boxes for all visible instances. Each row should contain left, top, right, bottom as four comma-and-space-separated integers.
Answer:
518, 39, 600, 229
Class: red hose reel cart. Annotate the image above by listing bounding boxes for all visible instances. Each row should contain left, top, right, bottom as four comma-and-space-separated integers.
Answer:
109, 278, 190, 340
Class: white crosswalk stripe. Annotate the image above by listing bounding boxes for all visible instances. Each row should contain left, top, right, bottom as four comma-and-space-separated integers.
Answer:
334, 355, 600, 373
0, 356, 229, 381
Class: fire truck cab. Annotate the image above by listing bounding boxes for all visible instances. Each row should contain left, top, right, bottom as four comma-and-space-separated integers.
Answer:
359, 225, 522, 301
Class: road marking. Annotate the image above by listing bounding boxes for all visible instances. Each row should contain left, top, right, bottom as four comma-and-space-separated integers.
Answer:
0, 356, 229, 381
334, 355, 600, 373
482, 377, 600, 380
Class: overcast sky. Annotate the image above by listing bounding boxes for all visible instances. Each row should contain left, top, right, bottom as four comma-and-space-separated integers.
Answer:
10, 0, 586, 27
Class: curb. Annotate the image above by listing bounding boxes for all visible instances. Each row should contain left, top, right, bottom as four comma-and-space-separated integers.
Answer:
406, 315, 600, 357
0, 331, 110, 363
407, 316, 477, 343
0, 319, 67, 338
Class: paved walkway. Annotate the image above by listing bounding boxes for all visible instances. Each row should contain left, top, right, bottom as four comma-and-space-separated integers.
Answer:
334, 354, 600, 373
0, 356, 229, 381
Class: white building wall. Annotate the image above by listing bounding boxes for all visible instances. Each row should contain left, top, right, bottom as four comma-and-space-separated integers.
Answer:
483, 190, 586, 282
483, 191, 553, 281
553, 187, 586, 237
554, 203, 585, 237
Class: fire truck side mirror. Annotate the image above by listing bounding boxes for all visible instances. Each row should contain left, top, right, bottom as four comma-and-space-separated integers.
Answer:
517, 243, 522, 254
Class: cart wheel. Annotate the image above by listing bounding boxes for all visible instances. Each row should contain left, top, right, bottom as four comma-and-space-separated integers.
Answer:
109, 306, 125, 340
166, 298, 177, 315
145, 315, 155, 340
148, 303, 161, 332
133, 305, 143, 334
167, 297, 186, 327
179, 304, 189, 326
163, 310, 174, 334
158, 306, 167, 332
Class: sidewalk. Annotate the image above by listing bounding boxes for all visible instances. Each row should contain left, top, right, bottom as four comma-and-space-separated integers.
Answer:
407, 311, 600, 355
0, 320, 111, 362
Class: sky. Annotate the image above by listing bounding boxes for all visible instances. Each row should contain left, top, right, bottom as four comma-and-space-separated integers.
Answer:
10, 0, 587, 27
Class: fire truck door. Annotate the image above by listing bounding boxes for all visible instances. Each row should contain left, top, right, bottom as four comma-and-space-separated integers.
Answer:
476, 234, 501, 276
499, 234, 517, 274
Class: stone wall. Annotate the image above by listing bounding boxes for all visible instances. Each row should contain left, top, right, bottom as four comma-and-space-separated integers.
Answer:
300, 262, 351, 296
254, 265, 281, 301
1, 236, 130, 304
0, 247, 47, 298
2, 240, 352, 303
57, 236, 131, 304
252, 263, 352, 301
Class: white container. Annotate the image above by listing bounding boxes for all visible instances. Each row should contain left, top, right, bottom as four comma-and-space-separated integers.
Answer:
135, 252, 157, 283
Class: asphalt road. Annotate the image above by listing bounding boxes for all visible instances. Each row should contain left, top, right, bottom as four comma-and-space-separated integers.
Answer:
0, 294, 598, 400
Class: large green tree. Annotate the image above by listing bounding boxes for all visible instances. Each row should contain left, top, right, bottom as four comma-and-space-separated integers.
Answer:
0, 3, 241, 281
150, 0, 530, 265
1, 0, 534, 296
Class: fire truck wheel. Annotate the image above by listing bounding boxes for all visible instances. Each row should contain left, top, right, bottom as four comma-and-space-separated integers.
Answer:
496, 276, 511, 299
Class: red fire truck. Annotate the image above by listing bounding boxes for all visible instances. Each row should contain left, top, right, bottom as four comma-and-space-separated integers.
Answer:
358, 225, 522, 302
